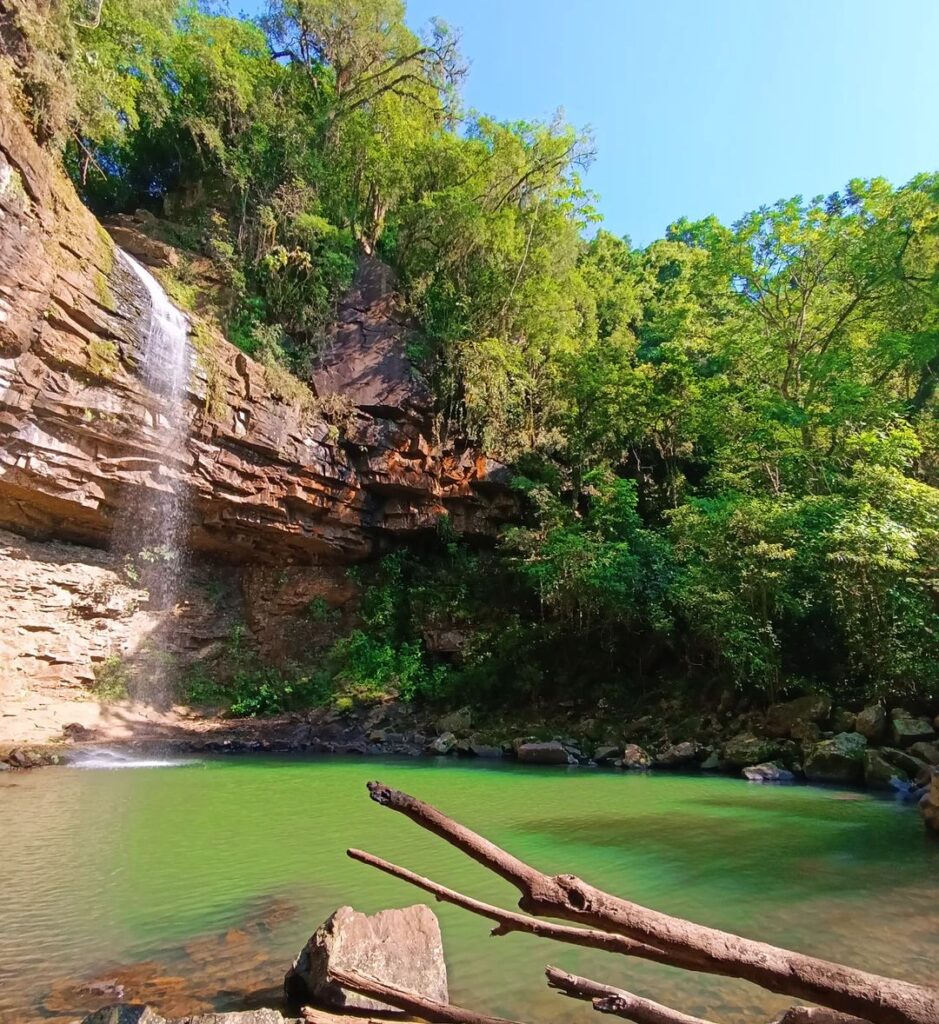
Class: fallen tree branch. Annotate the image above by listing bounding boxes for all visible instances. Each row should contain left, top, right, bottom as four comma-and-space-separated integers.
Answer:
364, 781, 939, 1024
327, 965, 525, 1024
346, 848, 701, 971
546, 966, 715, 1024
771, 1010, 872, 1024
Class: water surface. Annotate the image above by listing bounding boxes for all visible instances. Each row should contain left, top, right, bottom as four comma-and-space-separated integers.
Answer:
1, 756, 935, 1024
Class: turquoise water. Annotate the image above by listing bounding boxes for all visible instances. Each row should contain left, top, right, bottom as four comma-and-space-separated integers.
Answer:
0, 756, 936, 1024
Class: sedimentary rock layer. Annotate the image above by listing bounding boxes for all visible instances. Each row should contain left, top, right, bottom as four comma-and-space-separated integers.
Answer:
0, 77, 512, 564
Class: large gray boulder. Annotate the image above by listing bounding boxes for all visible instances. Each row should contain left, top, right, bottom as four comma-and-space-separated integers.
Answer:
864, 749, 906, 789
285, 905, 447, 1012
855, 705, 886, 742
515, 740, 576, 765
803, 732, 867, 784
881, 747, 929, 779
722, 733, 780, 769
742, 762, 794, 783
910, 741, 939, 766
764, 695, 831, 738
655, 741, 703, 768
889, 710, 935, 747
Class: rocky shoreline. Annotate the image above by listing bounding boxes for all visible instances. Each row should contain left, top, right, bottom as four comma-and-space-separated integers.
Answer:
3, 692, 938, 831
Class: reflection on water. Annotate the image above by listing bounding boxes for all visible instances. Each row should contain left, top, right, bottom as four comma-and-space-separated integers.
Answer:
0, 757, 936, 1024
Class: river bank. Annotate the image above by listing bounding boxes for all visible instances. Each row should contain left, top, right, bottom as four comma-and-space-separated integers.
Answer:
3, 692, 938, 829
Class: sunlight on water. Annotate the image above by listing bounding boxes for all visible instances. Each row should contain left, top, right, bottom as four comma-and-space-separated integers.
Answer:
0, 758, 936, 1024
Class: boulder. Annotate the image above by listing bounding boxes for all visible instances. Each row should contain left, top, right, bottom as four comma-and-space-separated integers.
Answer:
790, 720, 821, 744
655, 741, 702, 768
830, 708, 857, 733
621, 743, 652, 769
699, 751, 720, 771
920, 768, 939, 832
855, 705, 887, 742
81, 1008, 166, 1024
593, 745, 622, 765
467, 741, 503, 759
176, 1014, 288, 1024
435, 708, 472, 736
722, 733, 780, 769
803, 732, 867, 785
881, 747, 928, 778
285, 905, 447, 1011
864, 749, 906, 789
742, 763, 794, 783
428, 732, 457, 755
909, 741, 939, 766
515, 741, 576, 765
764, 694, 831, 738
889, 710, 935, 747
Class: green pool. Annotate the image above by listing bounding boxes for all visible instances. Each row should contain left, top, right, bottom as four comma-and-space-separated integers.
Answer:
0, 756, 935, 1024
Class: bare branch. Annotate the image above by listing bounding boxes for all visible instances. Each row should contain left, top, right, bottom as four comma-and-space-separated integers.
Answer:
346, 848, 702, 970
546, 966, 716, 1024
326, 966, 526, 1024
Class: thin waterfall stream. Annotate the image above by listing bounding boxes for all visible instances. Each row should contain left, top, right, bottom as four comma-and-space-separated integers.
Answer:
115, 249, 192, 704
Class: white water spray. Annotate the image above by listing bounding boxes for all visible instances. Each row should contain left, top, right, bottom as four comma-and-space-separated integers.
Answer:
70, 748, 198, 770
115, 250, 192, 703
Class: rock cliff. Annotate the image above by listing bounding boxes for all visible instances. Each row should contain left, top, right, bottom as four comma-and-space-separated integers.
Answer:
0, 76, 512, 565
0, 76, 512, 711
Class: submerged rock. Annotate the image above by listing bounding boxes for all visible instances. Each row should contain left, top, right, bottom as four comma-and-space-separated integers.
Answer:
285, 904, 447, 1012
803, 732, 867, 784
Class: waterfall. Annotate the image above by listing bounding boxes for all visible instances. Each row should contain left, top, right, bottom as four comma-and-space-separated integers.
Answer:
115, 250, 192, 703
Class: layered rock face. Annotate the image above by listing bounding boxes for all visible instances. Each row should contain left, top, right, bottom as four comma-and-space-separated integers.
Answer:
0, 77, 512, 565
0, 77, 512, 709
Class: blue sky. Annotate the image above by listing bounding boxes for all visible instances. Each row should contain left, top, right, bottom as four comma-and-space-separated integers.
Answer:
237, 0, 939, 246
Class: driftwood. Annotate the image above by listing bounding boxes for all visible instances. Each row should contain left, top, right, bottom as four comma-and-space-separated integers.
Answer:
325, 966, 524, 1024
348, 780, 939, 1024
547, 966, 716, 1024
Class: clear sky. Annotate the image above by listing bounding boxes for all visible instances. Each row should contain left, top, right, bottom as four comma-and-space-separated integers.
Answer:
238, 0, 939, 246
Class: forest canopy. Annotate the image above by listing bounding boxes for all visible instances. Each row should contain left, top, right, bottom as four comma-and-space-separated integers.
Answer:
3, 0, 937, 709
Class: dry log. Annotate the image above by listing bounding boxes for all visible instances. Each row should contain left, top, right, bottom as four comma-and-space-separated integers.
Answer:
546, 966, 715, 1024
363, 781, 939, 1024
346, 848, 699, 971
326, 965, 525, 1024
